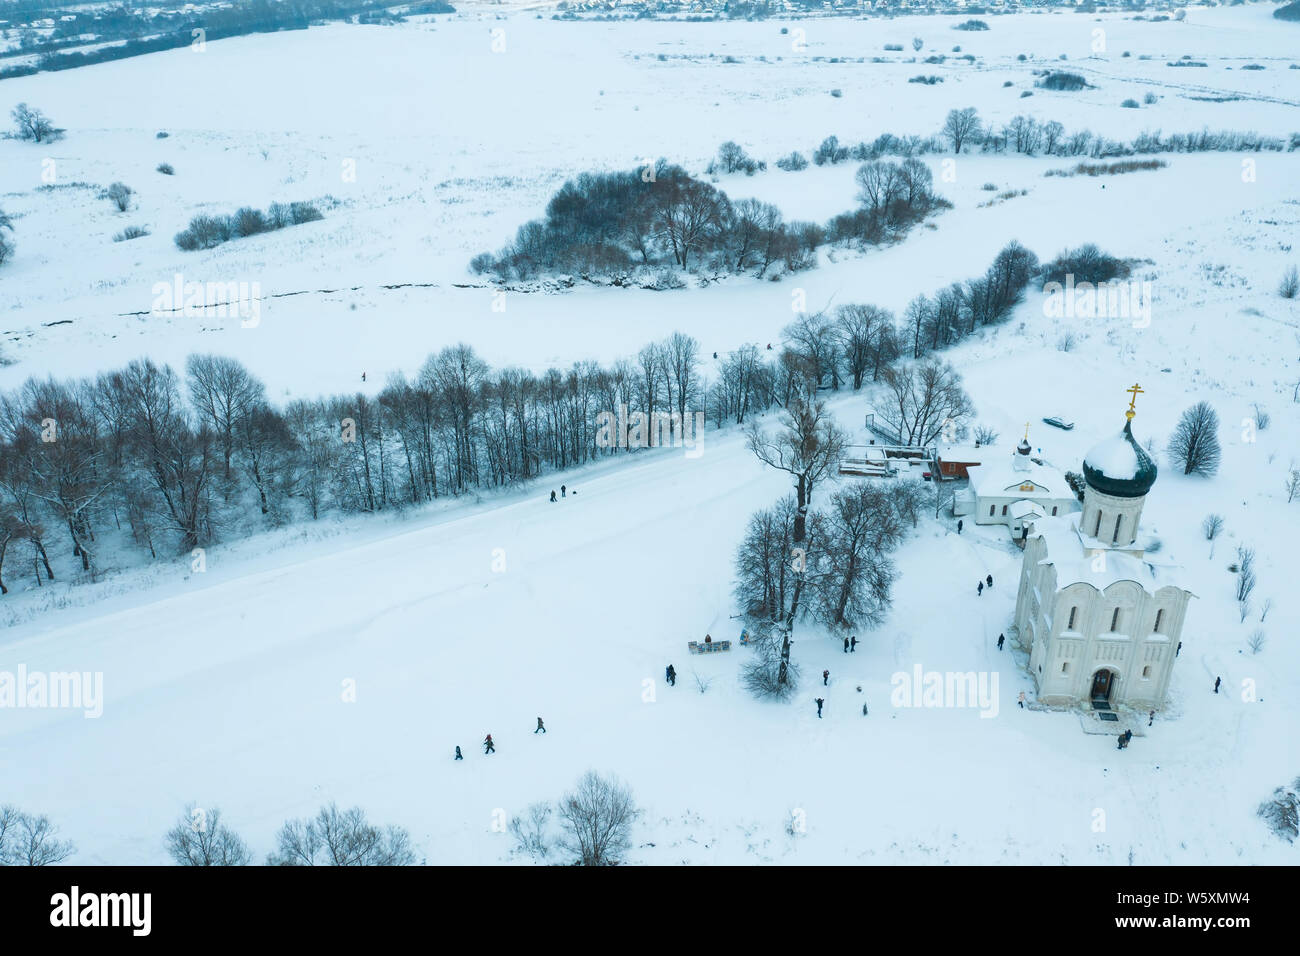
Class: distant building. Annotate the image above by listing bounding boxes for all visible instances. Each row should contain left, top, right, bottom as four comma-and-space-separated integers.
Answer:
1013, 387, 1194, 711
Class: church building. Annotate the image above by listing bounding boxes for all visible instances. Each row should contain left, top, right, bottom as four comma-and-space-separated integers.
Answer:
1012, 386, 1194, 711
954, 427, 1080, 538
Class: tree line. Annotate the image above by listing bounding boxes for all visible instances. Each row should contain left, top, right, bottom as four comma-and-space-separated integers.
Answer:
470, 156, 946, 283
1, 239, 1067, 594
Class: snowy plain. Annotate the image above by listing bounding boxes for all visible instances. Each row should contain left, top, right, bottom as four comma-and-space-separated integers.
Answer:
1, 5, 1299, 864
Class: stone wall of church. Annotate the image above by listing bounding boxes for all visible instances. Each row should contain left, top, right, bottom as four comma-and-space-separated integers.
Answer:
1081, 486, 1147, 548
1014, 548, 1189, 709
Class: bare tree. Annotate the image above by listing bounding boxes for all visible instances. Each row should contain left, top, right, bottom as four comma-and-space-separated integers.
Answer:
1167, 401, 1221, 477
1202, 513, 1223, 558
942, 107, 981, 154
874, 358, 973, 448
508, 803, 554, 861
1235, 546, 1257, 603
266, 803, 416, 866
556, 771, 638, 866
1286, 471, 1300, 504
747, 398, 846, 543
10, 103, 56, 143
0, 805, 75, 865
1247, 629, 1266, 654
1259, 597, 1273, 622
165, 805, 252, 866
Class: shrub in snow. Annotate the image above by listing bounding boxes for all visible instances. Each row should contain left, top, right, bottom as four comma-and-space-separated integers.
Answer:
1038, 72, 1089, 91
1121, 99, 1140, 109
884, 43, 904, 51
1258, 779, 1300, 842
105, 182, 133, 212
776, 151, 809, 171
156, 130, 169, 138
157, 163, 174, 175
1144, 92, 1158, 104
508, 803, 554, 861
113, 225, 150, 242
1040, 243, 1130, 285
1280, 265, 1299, 299
954, 19, 989, 31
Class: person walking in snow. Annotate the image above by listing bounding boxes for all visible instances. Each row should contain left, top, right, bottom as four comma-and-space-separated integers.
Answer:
1214, 676, 1221, 694
1124, 729, 1133, 747
823, 669, 829, 686
862, 702, 868, 716
986, 574, 993, 588
550, 490, 556, 502
843, 636, 850, 653
455, 746, 463, 760
977, 581, 983, 596
561, 485, 566, 498
1017, 691, 1026, 709
1148, 710, 1154, 727
957, 519, 963, 534
535, 717, 546, 734
666, 664, 676, 687
1117, 733, 1126, 750
483, 734, 495, 754
997, 633, 1005, 651
361, 372, 366, 382
850, 635, 858, 653
815, 698, 824, 718
1176, 641, 1182, 657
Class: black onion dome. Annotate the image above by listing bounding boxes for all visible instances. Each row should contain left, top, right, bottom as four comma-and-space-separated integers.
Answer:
1083, 419, 1157, 498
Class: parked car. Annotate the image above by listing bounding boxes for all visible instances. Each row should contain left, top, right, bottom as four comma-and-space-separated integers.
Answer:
1043, 416, 1074, 430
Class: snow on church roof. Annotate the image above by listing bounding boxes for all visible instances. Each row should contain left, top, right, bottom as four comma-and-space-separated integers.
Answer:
1010, 499, 1042, 519
1083, 419, 1158, 498
969, 455, 1071, 499
1028, 513, 1188, 597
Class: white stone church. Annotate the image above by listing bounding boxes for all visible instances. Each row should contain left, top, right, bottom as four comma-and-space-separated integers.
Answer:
1012, 390, 1194, 711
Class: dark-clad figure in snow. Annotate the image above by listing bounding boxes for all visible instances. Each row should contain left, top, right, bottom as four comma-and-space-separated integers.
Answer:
1148, 710, 1155, 727
561, 485, 566, 497
822, 669, 829, 686
1214, 676, 1221, 694
484, 734, 495, 754
997, 634, 1005, 650
666, 664, 676, 686
850, 635, 858, 652
977, 581, 983, 596
535, 717, 546, 734
815, 698, 824, 718
455, 746, 463, 760
550, 490, 556, 502
957, 519, 963, 534
986, 574, 993, 588
843, 636, 849, 653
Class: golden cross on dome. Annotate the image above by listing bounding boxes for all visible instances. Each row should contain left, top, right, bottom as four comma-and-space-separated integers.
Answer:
1024, 421, 1030, 441
1125, 383, 1144, 420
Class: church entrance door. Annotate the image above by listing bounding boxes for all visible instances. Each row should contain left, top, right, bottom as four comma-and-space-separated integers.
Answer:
1090, 668, 1115, 704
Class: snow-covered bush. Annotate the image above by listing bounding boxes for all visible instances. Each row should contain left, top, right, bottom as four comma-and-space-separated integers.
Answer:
1280, 265, 1299, 299
1257, 779, 1300, 842
1167, 401, 1221, 477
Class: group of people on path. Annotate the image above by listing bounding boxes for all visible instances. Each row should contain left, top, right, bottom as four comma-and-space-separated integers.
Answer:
549, 485, 574, 503
977, 574, 993, 596
842, 635, 859, 653
454, 719, 545, 759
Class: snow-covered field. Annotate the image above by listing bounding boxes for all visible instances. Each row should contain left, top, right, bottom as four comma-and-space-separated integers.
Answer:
2, 6, 1299, 864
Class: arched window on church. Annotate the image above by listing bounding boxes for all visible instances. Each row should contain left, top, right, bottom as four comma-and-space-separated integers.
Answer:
1110, 607, 1121, 632
1001, 504, 1008, 516
1093, 511, 1103, 537
1112, 514, 1123, 544
1067, 606, 1078, 630
989, 505, 995, 517
1051, 506, 1058, 516
1153, 609, 1164, 634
